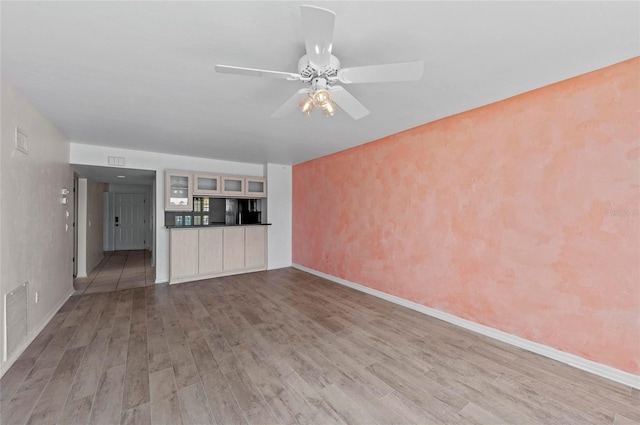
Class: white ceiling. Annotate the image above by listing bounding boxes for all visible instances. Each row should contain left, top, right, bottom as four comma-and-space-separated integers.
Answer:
2, 1, 638, 166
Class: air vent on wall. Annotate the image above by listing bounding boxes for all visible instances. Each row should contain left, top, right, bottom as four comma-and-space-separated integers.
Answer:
108, 156, 125, 166
4, 282, 28, 361
15, 127, 28, 154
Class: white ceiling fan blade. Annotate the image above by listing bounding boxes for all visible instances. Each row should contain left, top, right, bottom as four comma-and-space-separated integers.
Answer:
336, 61, 424, 84
215, 65, 301, 81
330, 86, 370, 120
301, 5, 335, 69
271, 88, 309, 118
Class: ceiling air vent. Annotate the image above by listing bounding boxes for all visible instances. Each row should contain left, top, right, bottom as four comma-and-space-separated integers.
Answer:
15, 127, 28, 154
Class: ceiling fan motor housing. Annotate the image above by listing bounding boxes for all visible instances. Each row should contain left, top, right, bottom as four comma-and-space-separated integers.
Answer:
298, 54, 340, 80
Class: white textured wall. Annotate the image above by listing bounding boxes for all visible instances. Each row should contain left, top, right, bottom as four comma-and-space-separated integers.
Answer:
0, 79, 3, 372
69, 143, 269, 283
86, 179, 105, 273
77, 178, 88, 277
151, 179, 156, 266
77, 177, 104, 277
1, 77, 73, 376
266, 164, 292, 269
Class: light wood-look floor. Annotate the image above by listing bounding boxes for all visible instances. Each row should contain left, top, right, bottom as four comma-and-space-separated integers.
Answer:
2, 268, 638, 425
73, 250, 155, 295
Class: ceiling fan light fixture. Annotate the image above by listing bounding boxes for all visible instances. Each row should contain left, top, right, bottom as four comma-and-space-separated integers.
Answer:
323, 101, 337, 117
299, 96, 314, 115
312, 88, 331, 108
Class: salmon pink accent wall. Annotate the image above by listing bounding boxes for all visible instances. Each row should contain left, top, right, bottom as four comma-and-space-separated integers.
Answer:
292, 58, 640, 375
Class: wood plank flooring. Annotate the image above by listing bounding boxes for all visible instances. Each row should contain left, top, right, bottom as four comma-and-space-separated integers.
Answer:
2, 267, 638, 425
73, 250, 154, 296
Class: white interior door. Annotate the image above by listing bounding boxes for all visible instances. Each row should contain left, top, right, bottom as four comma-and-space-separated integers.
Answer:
114, 193, 146, 250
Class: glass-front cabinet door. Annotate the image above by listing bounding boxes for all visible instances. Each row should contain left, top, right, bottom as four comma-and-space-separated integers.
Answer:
165, 171, 193, 211
221, 176, 245, 196
194, 173, 220, 196
245, 177, 267, 198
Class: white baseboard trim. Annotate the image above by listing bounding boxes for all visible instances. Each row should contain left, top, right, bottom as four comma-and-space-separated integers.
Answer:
1, 288, 75, 378
89, 255, 104, 275
293, 264, 640, 390
267, 264, 293, 271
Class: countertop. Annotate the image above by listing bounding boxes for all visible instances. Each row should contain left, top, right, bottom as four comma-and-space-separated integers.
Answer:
166, 223, 271, 229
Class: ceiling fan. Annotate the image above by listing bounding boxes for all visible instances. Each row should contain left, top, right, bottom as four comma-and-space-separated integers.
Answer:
215, 5, 424, 120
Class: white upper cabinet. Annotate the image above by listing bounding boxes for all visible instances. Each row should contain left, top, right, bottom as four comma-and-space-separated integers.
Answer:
245, 177, 267, 198
221, 176, 245, 196
221, 176, 267, 198
165, 170, 193, 211
165, 171, 267, 210
194, 173, 221, 196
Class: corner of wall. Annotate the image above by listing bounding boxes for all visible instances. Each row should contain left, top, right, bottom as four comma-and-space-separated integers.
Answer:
266, 163, 292, 269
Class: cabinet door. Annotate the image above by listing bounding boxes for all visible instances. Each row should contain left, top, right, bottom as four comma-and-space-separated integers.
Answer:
223, 227, 245, 271
245, 226, 266, 269
194, 173, 221, 196
198, 228, 223, 274
170, 229, 199, 279
245, 178, 267, 198
165, 171, 193, 211
221, 176, 245, 196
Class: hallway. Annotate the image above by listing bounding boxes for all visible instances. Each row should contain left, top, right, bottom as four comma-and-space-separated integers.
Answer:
73, 250, 154, 295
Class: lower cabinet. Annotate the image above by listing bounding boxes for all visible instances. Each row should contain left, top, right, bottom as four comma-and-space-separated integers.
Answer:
223, 227, 245, 271
198, 228, 223, 274
169, 228, 199, 279
245, 226, 266, 269
170, 226, 267, 283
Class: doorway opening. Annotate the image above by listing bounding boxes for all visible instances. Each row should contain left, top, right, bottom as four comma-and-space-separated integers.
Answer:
71, 165, 156, 292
